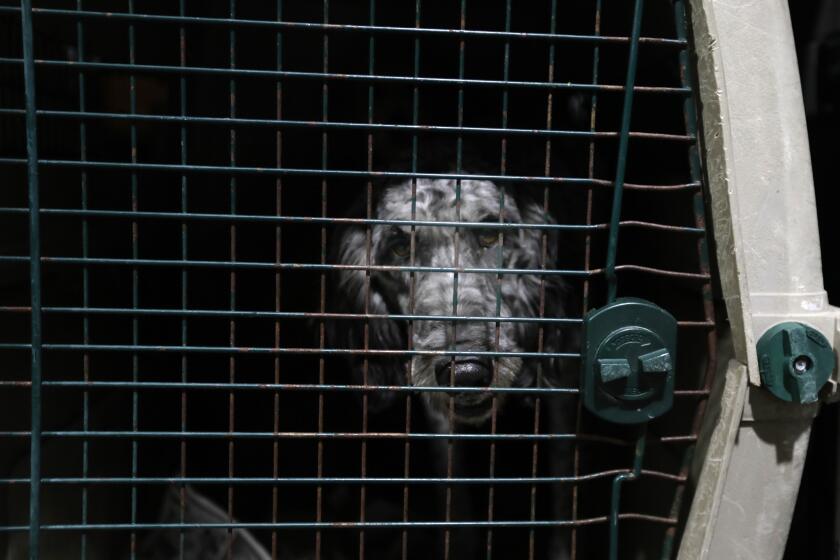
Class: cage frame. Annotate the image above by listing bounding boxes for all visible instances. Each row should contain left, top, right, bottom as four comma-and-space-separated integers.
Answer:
2, 0, 838, 559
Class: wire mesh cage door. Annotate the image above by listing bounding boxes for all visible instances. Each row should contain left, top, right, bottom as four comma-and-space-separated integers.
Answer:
0, 0, 718, 558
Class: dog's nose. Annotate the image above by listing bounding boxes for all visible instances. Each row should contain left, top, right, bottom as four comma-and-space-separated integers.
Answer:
435, 358, 492, 387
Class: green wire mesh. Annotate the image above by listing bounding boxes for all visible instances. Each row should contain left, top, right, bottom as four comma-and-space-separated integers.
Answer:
0, 1, 716, 558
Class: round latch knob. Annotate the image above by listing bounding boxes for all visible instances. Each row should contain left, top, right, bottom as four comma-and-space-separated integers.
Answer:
581, 298, 678, 424
757, 322, 834, 404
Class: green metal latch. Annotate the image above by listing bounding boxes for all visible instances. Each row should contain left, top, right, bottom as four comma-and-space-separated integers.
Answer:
757, 322, 834, 404
581, 298, 678, 424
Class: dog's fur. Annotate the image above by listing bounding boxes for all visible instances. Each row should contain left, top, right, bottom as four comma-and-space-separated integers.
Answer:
329, 177, 568, 430
328, 177, 572, 558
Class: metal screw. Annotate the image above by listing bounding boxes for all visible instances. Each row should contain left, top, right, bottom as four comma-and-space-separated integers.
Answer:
793, 356, 812, 374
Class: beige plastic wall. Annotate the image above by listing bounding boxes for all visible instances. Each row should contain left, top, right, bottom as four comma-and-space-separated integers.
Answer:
678, 1, 840, 559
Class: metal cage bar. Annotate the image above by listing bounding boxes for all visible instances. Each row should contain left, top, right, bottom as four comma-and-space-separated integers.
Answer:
0, 56, 692, 96
0, 5, 690, 46
126, 1, 140, 556
19, 1, 42, 558
604, 1, 646, 559
74, 0, 90, 557
1, 2, 719, 558
177, 1, 189, 558
572, 2, 602, 556
271, 2, 283, 559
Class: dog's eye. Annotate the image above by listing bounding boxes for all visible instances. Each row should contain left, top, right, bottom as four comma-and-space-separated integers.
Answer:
476, 229, 500, 248
390, 238, 410, 258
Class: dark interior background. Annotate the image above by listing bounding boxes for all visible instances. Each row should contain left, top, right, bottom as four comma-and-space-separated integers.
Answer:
786, 2, 840, 559
0, 1, 730, 558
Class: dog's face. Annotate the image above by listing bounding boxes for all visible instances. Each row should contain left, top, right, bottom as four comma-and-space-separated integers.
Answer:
332, 178, 565, 427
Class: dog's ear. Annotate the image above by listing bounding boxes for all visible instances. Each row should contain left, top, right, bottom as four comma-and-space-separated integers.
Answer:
514, 196, 573, 387
327, 226, 407, 412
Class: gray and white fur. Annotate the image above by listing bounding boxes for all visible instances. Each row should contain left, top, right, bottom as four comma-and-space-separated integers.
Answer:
329, 177, 568, 430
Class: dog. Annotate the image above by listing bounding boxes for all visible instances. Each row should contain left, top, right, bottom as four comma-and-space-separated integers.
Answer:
328, 176, 573, 559
330, 177, 568, 428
